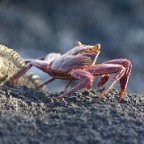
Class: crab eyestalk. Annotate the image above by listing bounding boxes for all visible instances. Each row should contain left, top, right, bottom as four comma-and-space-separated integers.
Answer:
91, 44, 101, 66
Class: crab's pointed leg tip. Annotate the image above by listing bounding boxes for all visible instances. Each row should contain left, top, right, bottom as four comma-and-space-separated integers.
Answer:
117, 95, 123, 103
95, 93, 106, 103
11, 78, 17, 86
76, 41, 82, 46
54, 98, 60, 103
119, 89, 126, 96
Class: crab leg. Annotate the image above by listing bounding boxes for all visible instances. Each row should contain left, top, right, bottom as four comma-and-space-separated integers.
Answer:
88, 64, 126, 102
37, 78, 72, 92
37, 77, 55, 89
55, 69, 94, 101
97, 74, 110, 87
102, 58, 132, 102
12, 60, 51, 85
65, 80, 72, 91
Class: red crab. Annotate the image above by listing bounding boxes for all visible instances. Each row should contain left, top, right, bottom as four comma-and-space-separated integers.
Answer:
12, 42, 132, 103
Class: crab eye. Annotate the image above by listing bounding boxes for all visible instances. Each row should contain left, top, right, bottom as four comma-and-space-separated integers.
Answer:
76, 41, 82, 46
90, 44, 101, 52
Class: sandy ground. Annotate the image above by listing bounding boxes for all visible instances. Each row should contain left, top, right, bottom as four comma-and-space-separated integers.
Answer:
0, 86, 144, 144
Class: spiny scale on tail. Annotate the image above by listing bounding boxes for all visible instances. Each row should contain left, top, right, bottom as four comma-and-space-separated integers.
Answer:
0, 45, 46, 91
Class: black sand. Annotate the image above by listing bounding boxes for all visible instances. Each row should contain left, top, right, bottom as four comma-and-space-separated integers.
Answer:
0, 86, 144, 144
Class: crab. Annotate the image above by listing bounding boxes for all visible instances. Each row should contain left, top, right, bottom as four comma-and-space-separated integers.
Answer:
12, 42, 132, 103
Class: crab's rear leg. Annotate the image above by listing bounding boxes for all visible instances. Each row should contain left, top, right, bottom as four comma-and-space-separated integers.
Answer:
55, 69, 94, 101
103, 59, 132, 102
88, 64, 126, 102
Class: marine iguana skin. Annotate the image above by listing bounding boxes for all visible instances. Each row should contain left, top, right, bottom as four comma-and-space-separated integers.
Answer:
0, 45, 45, 91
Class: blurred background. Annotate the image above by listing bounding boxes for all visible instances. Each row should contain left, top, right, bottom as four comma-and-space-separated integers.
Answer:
0, 0, 144, 94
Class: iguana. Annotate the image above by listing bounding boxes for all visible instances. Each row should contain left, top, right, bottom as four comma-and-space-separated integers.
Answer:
0, 45, 46, 91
